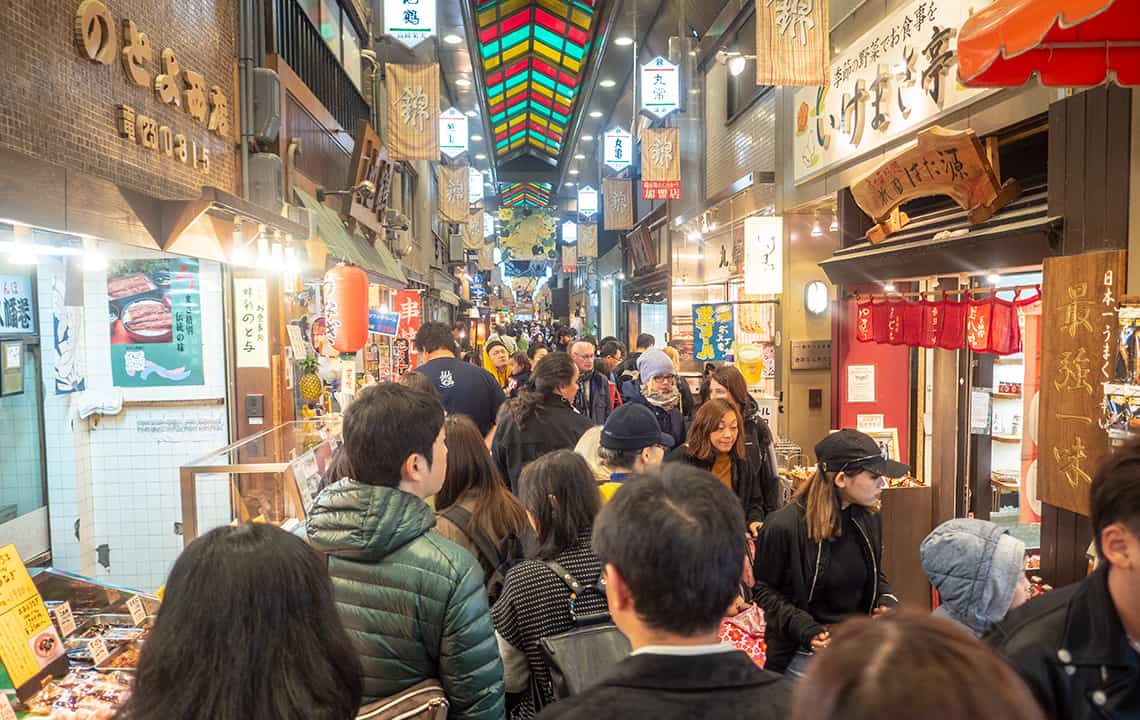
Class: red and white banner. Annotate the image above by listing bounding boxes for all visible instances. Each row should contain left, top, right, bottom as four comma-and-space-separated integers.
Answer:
394, 290, 422, 369
641, 127, 681, 200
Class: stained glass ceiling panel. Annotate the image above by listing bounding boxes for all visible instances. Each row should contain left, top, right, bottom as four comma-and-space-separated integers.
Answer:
500, 182, 553, 207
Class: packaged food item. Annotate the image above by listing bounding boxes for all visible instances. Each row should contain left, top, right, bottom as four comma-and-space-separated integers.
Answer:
22, 670, 131, 717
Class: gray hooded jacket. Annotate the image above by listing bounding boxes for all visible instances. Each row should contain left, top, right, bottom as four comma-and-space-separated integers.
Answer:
920, 518, 1026, 637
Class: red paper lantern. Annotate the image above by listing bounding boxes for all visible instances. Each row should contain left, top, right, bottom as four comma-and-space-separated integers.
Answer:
856, 300, 875, 343
939, 297, 967, 350
902, 301, 924, 347
921, 298, 944, 348
324, 264, 369, 354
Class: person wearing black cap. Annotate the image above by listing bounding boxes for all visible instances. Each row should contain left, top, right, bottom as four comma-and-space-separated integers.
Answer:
752, 429, 906, 675
596, 404, 671, 502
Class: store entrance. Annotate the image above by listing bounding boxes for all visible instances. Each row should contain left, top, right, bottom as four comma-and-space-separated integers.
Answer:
0, 340, 49, 560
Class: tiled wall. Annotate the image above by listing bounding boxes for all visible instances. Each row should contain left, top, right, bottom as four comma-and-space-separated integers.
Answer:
704, 62, 777, 198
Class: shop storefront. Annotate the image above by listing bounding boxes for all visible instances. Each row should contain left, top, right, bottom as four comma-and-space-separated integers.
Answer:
621, 206, 670, 347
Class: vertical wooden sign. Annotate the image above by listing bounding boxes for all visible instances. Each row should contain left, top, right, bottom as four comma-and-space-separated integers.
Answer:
1038, 250, 1126, 516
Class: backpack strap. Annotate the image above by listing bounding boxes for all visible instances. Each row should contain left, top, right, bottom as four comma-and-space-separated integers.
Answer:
544, 561, 611, 627
441, 505, 505, 570
543, 560, 584, 594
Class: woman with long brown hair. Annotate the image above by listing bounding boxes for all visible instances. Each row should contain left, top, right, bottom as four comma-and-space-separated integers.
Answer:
667, 399, 765, 534
435, 415, 532, 605
752, 429, 908, 676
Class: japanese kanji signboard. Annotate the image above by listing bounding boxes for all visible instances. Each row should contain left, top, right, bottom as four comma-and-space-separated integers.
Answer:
386, 64, 440, 161
850, 126, 1018, 243
0, 274, 34, 335
1038, 250, 1126, 517
562, 245, 577, 273
439, 106, 468, 158
756, 0, 829, 87
469, 167, 484, 204
604, 127, 633, 171
394, 290, 422, 369
793, 0, 988, 184
693, 303, 735, 362
603, 178, 634, 230
579, 223, 598, 258
463, 210, 484, 251
577, 185, 599, 217
384, 0, 436, 47
235, 278, 269, 368
347, 121, 397, 237
438, 163, 469, 223
641, 128, 681, 200
640, 57, 680, 118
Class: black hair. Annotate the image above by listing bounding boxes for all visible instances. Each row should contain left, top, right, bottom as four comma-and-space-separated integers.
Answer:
415, 321, 458, 356
117, 524, 361, 720
1091, 437, 1140, 556
526, 342, 549, 360
599, 341, 623, 359
600, 336, 619, 346
518, 450, 601, 560
341, 383, 444, 487
636, 333, 655, 350
593, 464, 746, 635
598, 445, 643, 471
506, 351, 577, 428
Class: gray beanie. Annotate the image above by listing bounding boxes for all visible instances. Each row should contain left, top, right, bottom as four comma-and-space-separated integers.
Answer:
638, 349, 674, 383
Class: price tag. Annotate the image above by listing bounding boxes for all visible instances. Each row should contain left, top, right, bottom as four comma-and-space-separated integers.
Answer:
87, 635, 109, 666
127, 595, 147, 626
54, 602, 77, 637
0, 693, 17, 720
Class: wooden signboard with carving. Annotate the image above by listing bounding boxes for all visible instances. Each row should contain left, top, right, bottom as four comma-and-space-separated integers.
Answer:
851, 127, 1020, 244
346, 120, 395, 237
1038, 250, 1126, 517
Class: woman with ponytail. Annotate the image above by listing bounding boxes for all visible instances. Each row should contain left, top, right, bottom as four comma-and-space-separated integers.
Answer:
491, 352, 596, 490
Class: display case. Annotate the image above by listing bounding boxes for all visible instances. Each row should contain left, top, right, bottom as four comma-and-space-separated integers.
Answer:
179, 418, 342, 545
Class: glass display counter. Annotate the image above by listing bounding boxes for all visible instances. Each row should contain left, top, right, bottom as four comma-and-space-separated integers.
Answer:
178, 417, 342, 545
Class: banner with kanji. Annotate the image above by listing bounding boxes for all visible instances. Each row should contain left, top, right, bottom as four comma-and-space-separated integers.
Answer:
603, 178, 634, 230
386, 64, 440, 161
394, 289, 422, 369
693, 302, 734, 362
641, 127, 681, 200
463, 210, 484, 251
756, 0, 828, 86
562, 245, 577, 273
478, 242, 495, 271
579, 223, 598, 258
438, 164, 469, 223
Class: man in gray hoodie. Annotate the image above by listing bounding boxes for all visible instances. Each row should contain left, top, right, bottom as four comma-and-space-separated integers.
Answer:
920, 518, 1032, 637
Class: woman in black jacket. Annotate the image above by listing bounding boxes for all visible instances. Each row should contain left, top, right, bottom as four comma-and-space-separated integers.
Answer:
492, 352, 595, 490
702, 365, 782, 519
752, 429, 906, 675
667, 399, 764, 534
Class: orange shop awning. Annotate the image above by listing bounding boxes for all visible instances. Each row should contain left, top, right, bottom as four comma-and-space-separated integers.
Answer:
958, 0, 1140, 87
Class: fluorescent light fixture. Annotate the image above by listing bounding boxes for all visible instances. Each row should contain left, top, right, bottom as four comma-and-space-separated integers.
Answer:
883, 283, 896, 293
565, 182, 576, 187
574, 153, 585, 159
728, 55, 747, 77
455, 78, 471, 87
987, 273, 1002, 284
475, 153, 487, 160
569, 168, 580, 175
471, 134, 483, 141
589, 110, 603, 118
599, 79, 616, 88
581, 134, 594, 141
615, 36, 633, 46
443, 33, 463, 45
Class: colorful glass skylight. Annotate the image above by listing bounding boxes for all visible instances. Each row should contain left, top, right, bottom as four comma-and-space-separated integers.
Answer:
475, 0, 598, 163
500, 182, 553, 207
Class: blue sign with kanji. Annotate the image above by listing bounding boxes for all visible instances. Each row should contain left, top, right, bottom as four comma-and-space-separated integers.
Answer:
369, 310, 400, 337
692, 303, 734, 362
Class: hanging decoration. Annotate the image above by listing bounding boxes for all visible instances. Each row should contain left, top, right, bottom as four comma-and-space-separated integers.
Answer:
439, 107, 468, 158
603, 127, 633, 171
384, 0, 436, 47
641, 127, 681, 200
497, 207, 558, 261
854, 290, 1038, 355
561, 221, 577, 245
640, 56, 680, 118
755, 0, 828, 86
468, 167, 484, 204
437, 164, 470, 223
463, 210, 484, 251
603, 178, 634, 229
323, 265, 369, 354
577, 185, 599, 217
579, 223, 598, 258
478, 241, 495, 271
562, 245, 578, 273
386, 64, 440, 161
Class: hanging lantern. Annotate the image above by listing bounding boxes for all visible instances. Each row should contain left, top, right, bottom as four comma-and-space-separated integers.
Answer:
323, 264, 369, 354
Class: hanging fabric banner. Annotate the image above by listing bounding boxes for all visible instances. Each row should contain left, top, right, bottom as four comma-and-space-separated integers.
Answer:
641, 127, 681, 200
579, 223, 598, 258
755, 0, 828, 87
478, 242, 495, 271
386, 63, 440, 161
603, 178, 634, 230
438, 163, 469, 223
562, 245, 578, 273
463, 210, 484, 251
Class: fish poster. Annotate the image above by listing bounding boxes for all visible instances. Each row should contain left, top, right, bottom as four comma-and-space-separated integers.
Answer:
107, 258, 204, 387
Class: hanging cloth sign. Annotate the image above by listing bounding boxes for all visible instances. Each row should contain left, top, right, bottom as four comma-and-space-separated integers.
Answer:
579, 223, 598, 258
886, 299, 906, 345
438, 164, 469, 223
478, 242, 494, 271
562, 245, 577, 273
641, 127, 681, 201
921, 297, 944, 348
603, 178, 635, 230
856, 299, 874, 343
755, 0, 829, 86
386, 64, 440, 161
939, 297, 968, 350
463, 210, 484, 251
902, 300, 923, 347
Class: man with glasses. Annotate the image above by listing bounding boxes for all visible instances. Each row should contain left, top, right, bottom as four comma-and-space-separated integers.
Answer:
621, 349, 686, 449
571, 339, 613, 424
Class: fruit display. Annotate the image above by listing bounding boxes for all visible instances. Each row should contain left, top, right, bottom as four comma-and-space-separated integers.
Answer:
298, 356, 324, 402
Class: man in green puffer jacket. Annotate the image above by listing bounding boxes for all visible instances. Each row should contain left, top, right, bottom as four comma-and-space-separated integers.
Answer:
307, 383, 506, 720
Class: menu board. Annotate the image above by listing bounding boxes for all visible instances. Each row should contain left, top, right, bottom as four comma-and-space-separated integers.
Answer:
0, 546, 68, 701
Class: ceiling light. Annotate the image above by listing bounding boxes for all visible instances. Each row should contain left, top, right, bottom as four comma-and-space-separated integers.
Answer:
569, 168, 580, 175
455, 78, 471, 87
465, 109, 478, 117
687, 230, 702, 243
475, 153, 487, 160
987, 273, 1002, 284
443, 33, 463, 45
811, 219, 823, 237
615, 36, 634, 46
728, 55, 747, 77
471, 134, 483, 141
565, 182, 576, 187
599, 79, 616, 88
589, 110, 603, 118
883, 283, 896, 293
581, 134, 594, 141
574, 153, 585, 160
830, 218, 839, 232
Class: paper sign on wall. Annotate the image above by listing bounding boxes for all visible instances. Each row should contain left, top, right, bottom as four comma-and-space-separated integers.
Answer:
744, 216, 783, 296
0, 545, 68, 701
857, 414, 885, 431
235, 278, 270, 368
847, 364, 876, 403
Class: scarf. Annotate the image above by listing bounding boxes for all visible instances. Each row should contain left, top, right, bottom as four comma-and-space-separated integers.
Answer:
643, 384, 680, 412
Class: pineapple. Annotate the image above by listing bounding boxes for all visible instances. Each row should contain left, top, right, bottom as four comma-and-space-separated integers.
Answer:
299, 356, 323, 402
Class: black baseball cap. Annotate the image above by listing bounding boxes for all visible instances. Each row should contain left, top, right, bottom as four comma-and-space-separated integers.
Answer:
601, 404, 674, 451
815, 429, 910, 478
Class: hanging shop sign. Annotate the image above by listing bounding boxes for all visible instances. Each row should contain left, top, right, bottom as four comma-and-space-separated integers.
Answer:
384, 0, 436, 47
641, 56, 680, 118
462, 210, 484, 251
603, 178, 634, 230
744, 216, 784, 296
579, 223, 598, 258
483, 211, 495, 238
756, 0, 829, 86
0, 545, 69, 702
693, 303, 735, 362
577, 185, 599, 217
346, 122, 397, 236
439, 107, 468, 158
792, 0, 988, 184
641, 128, 681, 200
324, 265, 369, 354
1039, 250, 1126, 517
234, 278, 269, 368
395, 289, 422, 367
603, 127, 633, 171
628, 224, 657, 272
562, 221, 577, 245
469, 167, 484, 204
72, 0, 230, 172
368, 309, 400, 336
562, 245, 578, 273
0, 274, 34, 334
107, 258, 204, 388
386, 64, 440, 161
851, 126, 1019, 243
478, 242, 494, 271
438, 164, 470, 223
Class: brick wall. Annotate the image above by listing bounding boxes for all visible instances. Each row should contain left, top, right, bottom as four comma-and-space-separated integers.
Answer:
0, 0, 239, 200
